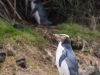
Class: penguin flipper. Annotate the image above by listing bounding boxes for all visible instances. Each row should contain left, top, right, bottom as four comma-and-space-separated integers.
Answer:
31, 8, 38, 17
59, 51, 67, 67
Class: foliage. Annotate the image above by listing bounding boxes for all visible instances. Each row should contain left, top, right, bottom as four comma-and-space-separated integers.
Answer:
53, 0, 100, 18
52, 0, 100, 29
56, 23, 100, 40
0, 19, 49, 46
0, 0, 100, 27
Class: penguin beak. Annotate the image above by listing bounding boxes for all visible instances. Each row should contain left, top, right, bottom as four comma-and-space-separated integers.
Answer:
53, 34, 60, 38
53, 34, 61, 42
53, 34, 68, 43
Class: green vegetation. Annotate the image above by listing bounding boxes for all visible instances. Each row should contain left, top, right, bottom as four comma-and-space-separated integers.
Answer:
0, 18, 100, 46
83, 51, 90, 56
0, 19, 49, 46
27, 61, 35, 67
56, 23, 100, 40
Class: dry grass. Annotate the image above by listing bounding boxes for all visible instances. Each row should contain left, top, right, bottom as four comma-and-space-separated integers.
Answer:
1, 39, 57, 75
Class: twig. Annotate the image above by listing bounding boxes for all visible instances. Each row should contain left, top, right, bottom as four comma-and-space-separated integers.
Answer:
14, 0, 16, 17
0, 0, 11, 20
7, 0, 22, 20
25, 0, 28, 17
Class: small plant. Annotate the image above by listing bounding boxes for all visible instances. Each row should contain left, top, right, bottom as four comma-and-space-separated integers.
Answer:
83, 51, 90, 56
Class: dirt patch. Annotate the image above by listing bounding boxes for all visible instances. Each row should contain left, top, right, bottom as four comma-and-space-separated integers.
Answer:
0, 37, 100, 75
0, 39, 57, 75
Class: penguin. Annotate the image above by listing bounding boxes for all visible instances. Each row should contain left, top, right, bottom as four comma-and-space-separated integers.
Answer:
30, 0, 52, 26
53, 34, 78, 75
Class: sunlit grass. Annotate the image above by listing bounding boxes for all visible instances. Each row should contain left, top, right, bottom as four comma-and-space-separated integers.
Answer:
56, 23, 100, 40
0, 19, 49, 46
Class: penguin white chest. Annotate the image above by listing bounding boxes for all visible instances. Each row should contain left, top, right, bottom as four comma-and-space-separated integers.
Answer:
31, 2, 40, 24
56, 42, 70, 75
56, 42, 64, 63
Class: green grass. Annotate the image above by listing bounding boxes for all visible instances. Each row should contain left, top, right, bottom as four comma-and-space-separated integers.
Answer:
56, 23, 100, 40
0, 19, 49, 46
83, 51, 90, 56
0, 18, 100, 46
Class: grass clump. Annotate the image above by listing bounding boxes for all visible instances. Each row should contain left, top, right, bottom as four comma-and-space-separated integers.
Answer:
0, 19, 49, 46
56, 23, 100, 40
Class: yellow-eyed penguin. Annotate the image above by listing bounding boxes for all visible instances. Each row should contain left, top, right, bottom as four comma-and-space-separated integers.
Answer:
53, 34, 78, 75
29, 0, 52, 26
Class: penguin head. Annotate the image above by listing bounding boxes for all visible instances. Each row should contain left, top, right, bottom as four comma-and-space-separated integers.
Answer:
53, 34, 71, 44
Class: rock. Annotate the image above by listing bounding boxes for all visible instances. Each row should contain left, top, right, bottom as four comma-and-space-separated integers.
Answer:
83, 66, 100, 75
3, 33, 11, 38
7, 50, 15, 56
0, 42, 3, 49
13, 23, 24, 30
0, 50, 6, 63
94, 51, 100, 58
15, 56, 26, 68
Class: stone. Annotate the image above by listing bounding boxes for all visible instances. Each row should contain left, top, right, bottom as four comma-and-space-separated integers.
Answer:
3, 33, 11, 38
15, 56, 26, 68
83, 66, 100, 75
0, 50, 6, 63
7, 50, 15, 56
13, 23, 24, 30
0, 42, 3, 49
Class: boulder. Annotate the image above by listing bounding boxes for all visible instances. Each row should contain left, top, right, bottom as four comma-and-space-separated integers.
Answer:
15, 56, 26, 68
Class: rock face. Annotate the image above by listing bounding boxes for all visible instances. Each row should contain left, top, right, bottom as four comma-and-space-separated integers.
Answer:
0, 51, 6, 63
77, 53, 100, 75
83, 66, 100, 75
15, 56, 26, 68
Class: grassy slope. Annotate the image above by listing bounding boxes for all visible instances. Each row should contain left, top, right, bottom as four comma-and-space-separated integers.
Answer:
0, 19, 49, 46
0, 18, 100, 74
56, 23, 100, 40
0, 18, 100, 43
0, 18, 57, 75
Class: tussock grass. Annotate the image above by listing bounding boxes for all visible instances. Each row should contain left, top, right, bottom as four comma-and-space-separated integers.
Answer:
56, 23, 100, 40
0, 19, 49, 46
